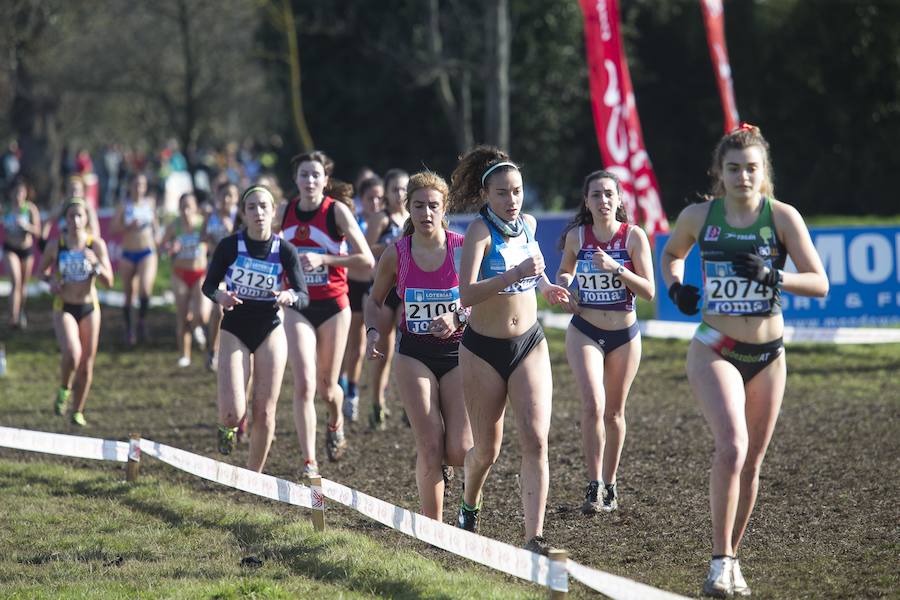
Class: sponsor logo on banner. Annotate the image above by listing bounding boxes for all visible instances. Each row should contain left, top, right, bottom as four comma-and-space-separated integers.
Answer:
655, 226, 900, 327
578, 0, 669, 237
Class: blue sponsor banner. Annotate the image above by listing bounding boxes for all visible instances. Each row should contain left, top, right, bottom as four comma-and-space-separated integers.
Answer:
655, 226, 900, 327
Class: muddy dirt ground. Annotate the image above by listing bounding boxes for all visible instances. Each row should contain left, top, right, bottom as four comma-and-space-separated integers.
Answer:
2, 301, 898, 598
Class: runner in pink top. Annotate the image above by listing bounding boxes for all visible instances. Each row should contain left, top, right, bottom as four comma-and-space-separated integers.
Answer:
364, 171, 473, 520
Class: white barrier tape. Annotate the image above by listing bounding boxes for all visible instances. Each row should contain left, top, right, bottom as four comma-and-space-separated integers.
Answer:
566, 559, 690, 600
1, 427, 695, 598
320, 478, 565, 591
0, 281, 174, 307
539, 312, 900, 345
0, 426, 129, 462
128, 438, 141, 462
138, 439, 314, 510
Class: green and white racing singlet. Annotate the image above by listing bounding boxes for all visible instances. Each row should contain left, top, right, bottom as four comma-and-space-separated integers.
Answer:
698, 198, 787, 317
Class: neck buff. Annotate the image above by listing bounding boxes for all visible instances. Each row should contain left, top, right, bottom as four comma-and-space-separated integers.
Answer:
480, 204, 524, 238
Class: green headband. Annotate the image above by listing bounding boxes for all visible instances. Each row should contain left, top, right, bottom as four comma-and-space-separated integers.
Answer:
241, 185, 275, 204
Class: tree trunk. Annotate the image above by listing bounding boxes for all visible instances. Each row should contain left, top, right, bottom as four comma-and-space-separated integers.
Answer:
178, 0, 195, 165
9, 10, 61, 207
484, 0, 510, 150
428, 0, 473, 153
281, 0, 315, 152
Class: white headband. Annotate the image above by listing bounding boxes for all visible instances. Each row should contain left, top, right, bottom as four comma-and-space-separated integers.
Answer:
480, 161, 518, 187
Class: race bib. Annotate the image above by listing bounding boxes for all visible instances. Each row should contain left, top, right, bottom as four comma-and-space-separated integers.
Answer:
59, 251, 92, 282
404, 287, 460, 334
299, 247, 328, 287
493, 241, 541, 294
575, 254, 626, 306
229, 255, 281, 300
176, 233, 203, 260
704, 260, 774, 315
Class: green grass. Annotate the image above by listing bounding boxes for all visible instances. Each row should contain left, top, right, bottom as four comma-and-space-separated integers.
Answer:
0, 460, 541, 600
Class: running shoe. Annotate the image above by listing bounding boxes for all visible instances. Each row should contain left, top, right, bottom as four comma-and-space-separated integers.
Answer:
205, 351, 217, 373
193, 325, 207, 350
702, 556, 735, 598
126, 328, 137, 347
732, 559, 751, 597
581, 480, 602, 515
456, 500, 480, 533
338, 375, 348, 395
523, 535, 551, 556
325, 426, 347, 461
18, 311, 27, 330
442, 465, 454, 494
369, 404, 386, 431
137, 319, 148, 343
70, 411, 87, 427
602, 482, 618, 512
302, 461, 320, 478
54, 388, 70, 416
177, 356, 191, 368
218, 425, 238, 455
342, 393, 359, 422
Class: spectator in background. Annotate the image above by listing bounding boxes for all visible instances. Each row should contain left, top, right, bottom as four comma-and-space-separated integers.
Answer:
1, 140, 21, 187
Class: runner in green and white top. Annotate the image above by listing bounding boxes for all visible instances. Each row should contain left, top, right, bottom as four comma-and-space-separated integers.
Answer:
661, 124, 829, 598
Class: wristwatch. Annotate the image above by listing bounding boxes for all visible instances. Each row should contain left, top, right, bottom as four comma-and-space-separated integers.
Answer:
455, 307, 468, 325
615, 265, 625, 275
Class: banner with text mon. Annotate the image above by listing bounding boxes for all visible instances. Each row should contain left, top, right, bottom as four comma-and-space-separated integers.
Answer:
655, 226, 900, 327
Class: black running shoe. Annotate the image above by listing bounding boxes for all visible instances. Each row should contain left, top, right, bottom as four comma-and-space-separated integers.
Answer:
581, 480, 601, 514
602, 482, 618, 512
369, 405, 386, 431
523, 535, 551, 556
457, 502, 479, 532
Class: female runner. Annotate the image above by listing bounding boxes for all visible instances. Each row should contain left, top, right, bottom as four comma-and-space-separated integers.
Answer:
202, 185, 308, 471
340, 175, 383, 423
2, 176, 41, 329
277, 151, 374, 475
661, 124, 828, 597
38, 199, 113, 426
202, 181, 240, 370
556, 170, 654, 513
110, 173, 158, 345
161, 192, 210, 367
451, 146, 569, 554
364, 168, 409, 429
364, 171, 472, 519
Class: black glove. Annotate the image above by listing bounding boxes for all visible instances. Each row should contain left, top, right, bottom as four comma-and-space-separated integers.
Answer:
668, 282, 701, 315
733, 252, 781, 287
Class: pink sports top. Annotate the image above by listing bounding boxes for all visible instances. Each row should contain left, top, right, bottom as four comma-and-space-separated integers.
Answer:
396, 230, 465, 343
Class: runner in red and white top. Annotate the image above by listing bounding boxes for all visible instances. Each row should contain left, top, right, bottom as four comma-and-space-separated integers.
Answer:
275, 150, 374, 474
556, 170, 655, 516
364, 171, 472, 519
